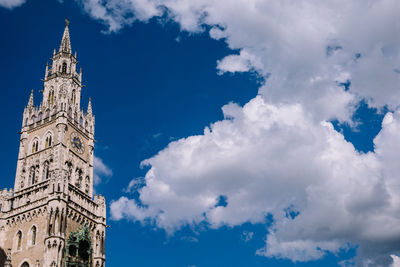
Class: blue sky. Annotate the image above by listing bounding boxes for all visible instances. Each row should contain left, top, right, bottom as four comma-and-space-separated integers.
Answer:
1, 0, 400, 266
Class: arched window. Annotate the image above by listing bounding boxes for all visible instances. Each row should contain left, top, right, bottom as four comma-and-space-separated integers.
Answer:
65, 161, 73, 181
101, 234, 105, 255
31, 226, 37, 245
30, 166, 36, 185
72, 90, 76, 105
45, 135, 52, 148
16, 231, 22, 250
43, 161, 50, 180
48, 90, 54, 105
62, 62, 67, 73
68, 107, 72, 117
21, 262, 29, 267
32, 140, 39, 153
38, 112, 42, 121
75, 169, 82, 189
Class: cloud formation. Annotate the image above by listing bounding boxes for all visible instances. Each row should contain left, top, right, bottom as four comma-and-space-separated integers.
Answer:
93, 155, 113, 186
0, 0, 26, 9
80, 0, 400, 265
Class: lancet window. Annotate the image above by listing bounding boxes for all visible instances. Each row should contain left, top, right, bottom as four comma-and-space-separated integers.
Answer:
62, 62, 67, 73
16, 231, 22, 250
32, 140, 39, 153
29, 166, 37, 185
43, 161, 50, 180
48, 89, 54, 105
45, 135, 52, 148
31, 226, 37, 245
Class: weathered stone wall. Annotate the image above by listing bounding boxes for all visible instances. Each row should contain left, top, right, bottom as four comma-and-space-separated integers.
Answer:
2, 208, 47, 267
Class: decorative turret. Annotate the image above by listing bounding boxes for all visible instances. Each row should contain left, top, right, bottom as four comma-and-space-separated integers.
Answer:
59, 19, 72, 54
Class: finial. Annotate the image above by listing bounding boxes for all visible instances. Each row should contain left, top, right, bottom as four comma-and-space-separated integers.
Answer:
65, 18, 70, 26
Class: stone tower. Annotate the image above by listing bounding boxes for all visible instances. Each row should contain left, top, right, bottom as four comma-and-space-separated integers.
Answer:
0, 20, 106, 267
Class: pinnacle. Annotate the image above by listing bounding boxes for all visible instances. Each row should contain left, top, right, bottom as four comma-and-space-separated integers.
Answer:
27, 89, 34, 108
87, 98, 93, 115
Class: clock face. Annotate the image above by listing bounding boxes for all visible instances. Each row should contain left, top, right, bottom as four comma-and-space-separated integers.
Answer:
70, 132, 85, 154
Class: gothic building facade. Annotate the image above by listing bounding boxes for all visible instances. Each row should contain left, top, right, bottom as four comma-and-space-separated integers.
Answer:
0, 20, 106, 267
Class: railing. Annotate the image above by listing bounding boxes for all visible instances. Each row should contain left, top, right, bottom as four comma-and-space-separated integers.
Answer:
68, 184, 100, 220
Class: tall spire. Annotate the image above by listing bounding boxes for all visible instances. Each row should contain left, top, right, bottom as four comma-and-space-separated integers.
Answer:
59, 18, 72, 54
27, 89, 34, 108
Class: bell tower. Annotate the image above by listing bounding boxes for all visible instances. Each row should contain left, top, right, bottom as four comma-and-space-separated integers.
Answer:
0, 20, 106, 267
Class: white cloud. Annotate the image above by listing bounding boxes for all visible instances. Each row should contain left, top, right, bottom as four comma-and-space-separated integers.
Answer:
93, 155, 113, 185
217, 50, 264, 74
180, 236, 199, 243
80, 0, 400, 265
124, 177, 145, 193
108, 97, 400, 265
242, 231, 254, 242
0, 0, 26, 9
79, 0, 161, 32
391, 255, 400, 267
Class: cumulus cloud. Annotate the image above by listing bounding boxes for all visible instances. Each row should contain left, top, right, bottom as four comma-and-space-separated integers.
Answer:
81, 0, 400, 265
110, 97, 400, 265
93, 155, 113, 185
0, 0, 26, 9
